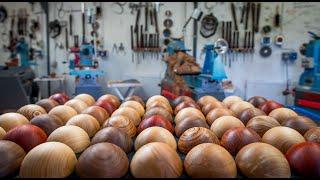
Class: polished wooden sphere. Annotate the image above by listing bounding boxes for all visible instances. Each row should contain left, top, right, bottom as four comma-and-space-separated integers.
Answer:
202, 100, 226, 116
112, 107, 141, 126
0, 113, 29, 132
173, 96, 195, 108
82, 106, 109, 126
239, 107, 266, 125
262, 126, 306, 154
246, 115, 281, 137
49, 93, 69, 105
64, 99, 88, 114
97, 94, 120, 108
124, 95, 145, 108
138, 115, 174, 134
259, 100, 283, 115
146, 95, 170, 109
146, 100, 173, 114
143, 107, 173, 123
120, 101, 145, 117
269, 108, 298, 124
30, 114, 64, 136
282, 116, 317, 135
197, 95, 218, 109
66, 114, 100, 137
220, 127, 261, 156
91, 127, 133, 153
304, 127, 320, 144
3, 124, 47, 152
0, 140, 26, 177
184, 143, 237, 178
210, 116, 245, 139
130, 142, 183, 178
76, 142, 129, 178
206, 108, 235, 126
174, 101, 200, 115
222, 96, 243, 108
17, 104, 47, 120
0, 127, 5, 140
235, 142, 291, 178
47, 125, 90, 153
95, 99, 117, 115
175, 107, 206, 124
247, 96, 267, 108
103, 115, 137, 138
230, 101, 255, 118
74, 93, 95, 106
36, 98, 59, 113
175, 116, 209, 137
19, 142, 77, 178
178, 127, 219, 154
48, 105, 77, 124
285, 142, 320, 177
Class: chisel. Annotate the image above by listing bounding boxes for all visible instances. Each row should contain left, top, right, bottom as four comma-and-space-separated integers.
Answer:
251, 3, 256, 33
154, 7, 159, 34
69, 14, 73, 35
256, 3, 261, 33
130, 25, 134, 62
231, 3, 238, 31
145, 3, 148, 32
244, 2, 250, 30
240, 3, 246, 23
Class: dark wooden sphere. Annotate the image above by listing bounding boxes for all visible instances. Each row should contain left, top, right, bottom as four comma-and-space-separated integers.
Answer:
235, 142, 291, 178
48, 105, 78, 124
91, 127, 133, 153
230, 101, 255, 118
197, 95, 218, 108
282, 116, 317, 135
138, 115, 174, 134
220, 127, 262, 156
201, 100, 226, 116
269, 108, 298, 124
175, 107, 206, 124
304, 127, 320, 144
64, 99, 88, 114
49, 93, 69, 105
0, 113, 29, 132
130, 142, 183, 178
178, 127, 220, 154
76, 142, 129, 178
36, 98, 59, 113
143, 107, 173, 123
17, 104, 47, 120
259, 100, 283, 115
175, 116, 209, 137
3, 124, 47, 153
30, 114, 64, 135
0, 140, 26, 178
124, 95, 145, 108
174, 101, 200, 115
82, 106, 109, 126
210, 116, 245, 138
184, 143, 237, 178
97, 94, 120, 108
247, 96, 267, 108
222, 96, 243, 109
103, 115, 137, 138
246, 115, 280, 137
206, 108, 235, 126
172, 96, 194, 108
95, 99, 117, 116
74, 93, 96, 106
239, 108, 266, 125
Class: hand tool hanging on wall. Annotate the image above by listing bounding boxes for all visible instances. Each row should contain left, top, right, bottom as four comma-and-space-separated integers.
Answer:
0, 6, 8, 23
251, 3, 256, 33
130, 25, 134, 62
134, 5, 141, 33
244, 2, 250, 30
9, 10, 15, 45
69, 13, 73, 35
243, 31, 247, 61
49, 20, 61, 38
150, 9, 154, 25
200, 13, 218, 38
240, 3, 246, 24
230, 3, 238, 31
255, 3, 261, 33
65, 28, 69, 50
145, 3, 148, 32
153, 6, 159, 34
274, 5, 280, 28
81, 3, 86, 43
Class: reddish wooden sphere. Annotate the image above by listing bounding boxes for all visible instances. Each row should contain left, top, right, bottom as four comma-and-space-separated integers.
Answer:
82, 106, 109, 126
3, 124, 47, 152
173, 96, 195, 108
0, 113, 29, 132
124, 95, 145, 108
269, 108, 298, 124
282, 116, 317, 135
95, 99, 117, 116
220, 127, 262, 156
30, 114, 64, 136
143, 107, 173, 123
197, 95, 218, 109
138, 115, 174, 134
97, 94, 120, 108
304, 127, 320, 144
259, 100, 283, 115
175, 115, 209, 137
285, 142, 320, 177
36, 98, 59, 113
246, 115, 281, 137
206, 108, 235, 126
239, 108, 266, 125
247, 96, 267, 108
174, 101, 200, 115
202, 100, 226, 116
49, 93, 69, 105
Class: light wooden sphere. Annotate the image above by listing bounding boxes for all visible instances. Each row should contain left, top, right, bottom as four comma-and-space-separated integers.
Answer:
175, 116, 209, 137
235, 142, 291, 178
222, 96, 243, 108
36, 98, 59, 113
17, 104, 47, 120
30, 114, 64, 136
269, 108, 298, 124
0, 127, 6, 140
82, 106, 109, 126
47, 125, 90, 153
174, 107, 206, 124
246, 115, 281, 137
64, 99, 88, 114
124, 95, 145, 108
146, 101, 173, 115
66, 114, 100, 137
197, 95, 218, 109
282, 116, 317, 135
76, 142, 129, 178
262, 126, 306, 154
178, 127, 220, 154
112, 107, 141, 126
0, 113, 29, 132
230, 101, 255, 118
143, 107, 173, 123
304, 127, 320, 144
120, 101, 145, 117
0, 140, 26, 178
206, 108, 235, 126
239, 107, 266, 125
103, 115, 137, 138
98, 94, 120, 108
202, 100, 226, 116
19, 142, 77, 178
130, 142, 183, 178
74, 94, 95, 106
210, 116, 245, 138
48, 105, 77, 124
146, 95, 170, 108
184, 143, 237, 178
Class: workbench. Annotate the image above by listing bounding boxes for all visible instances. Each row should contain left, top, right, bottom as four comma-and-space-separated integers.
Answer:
107, 79, 143, 101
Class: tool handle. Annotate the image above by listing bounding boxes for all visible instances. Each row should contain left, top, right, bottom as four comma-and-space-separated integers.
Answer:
154, 7, 159, 34
244, 31, 247, 49
222, 21, 225, 39
251, 31, 255, 49
65, 28, 69, 49
247, 31, 251, 50
134, 8, 141, 33
255, 3, 261, 33
145, 5, 148, 32
244, 2, 250, 30
231, 3, 238, 31
130, 25, 134, 49
82, 13, 86, 43
232, 31, 236, 49
274, 5, 280, 27
236, 31, 239, 48
251, 3, 255, 33
240, 3, 246, 23
150, 9, 154, 25
69, 14, 73, 35
140, 25, 144, 48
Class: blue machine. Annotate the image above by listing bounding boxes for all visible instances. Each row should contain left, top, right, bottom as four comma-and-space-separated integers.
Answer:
15, 38, 37, 67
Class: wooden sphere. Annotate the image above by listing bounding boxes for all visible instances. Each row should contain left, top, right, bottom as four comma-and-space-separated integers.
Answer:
47, 125, 90, 153
174, 101, 200, 115
19, 142, 77, 178
130, 142, 183, 178
220, 127, 261, 156
247, 96, 267, 108
120, 101, 145, 117
206, 108, 235, 126
0, 113, 29, 132
184, 143, 237, 178
0, 127, 5, 140
64, 99, 88, 114
246, 115, 281, 137
124, 95, 145, 108
210, 116, 245, 139
98, 94, 120, 108
146, 100, 173, 114
197, 95, 218, 109
95, 99, 117, 115
201, 100, 226, 116
49, 93, 69, 105
143, 107, 173, 123
0, 140, 26, 177
3, 124, 47, 153
74, 93, 95, 106
259, 100, 283, 115
138, 115, 174, 134
222, 96, 243, 108
235, 142, 291, 178
269, 108, 298, 124
146, 95, 170, 108
175, 116, 209, 137
66, 114, 100, 137
76, 142, 129, 178
82, 106, 109, 126
230, 101, 255, 118
48, 105, 77, 124
36, 98, 59, 113
112, 107, 141, 126
282, 116, 317, 135
173, 96, 195, 108
239, 108, 266, 125
174, 107, 206, 124
262, 126, 306, 154
103, 115, 137, 138
285, 142, 320, 177
91, 127, 133, 153
178, 127, 219, 154
30, 114, 64, 136
304, 127, 320, 144
17, 104, 47, 120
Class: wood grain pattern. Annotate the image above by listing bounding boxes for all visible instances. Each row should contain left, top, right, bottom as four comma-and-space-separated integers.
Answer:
98, 94, 120, 108
206, 108, 235, 126
0, 127, 6, 140
230, 101, 255, 118
138, 115, 174, 134
197, 95, 218, 109
247, 96, 267, 108
282, 116, 317, 135
175, 116, 209, 137
48, 105, 77, 125
246, 115, 280, 137
74, 94, 96, 106
30, 114, 64, 135
66, 114, 100, 137
143, 107, 173, 123
82, 106, 109, 126
112, 107, 141, 126
258, 100, 283, 115
239, 108, 266, 125
36, 99, 59, 113
120, 101, 145, 117
17, 104, 47, 120
146, 101, 173, 115
103, 115, 137, 138
146, 95, 170, 109
201, 100, 226, 116
210, 116, 245, 138
64, 99, 88, 114
173, 96, 195, 108
269, 108, 298, 124
95, 100, 117, 115
174, 101, 200, 115
49, 93, 69, 105
0, 113, 29, 132
222, 96, 243, 109
124, 95, 145, 108
304, 127, 320, 144
174, 107, 206, 125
